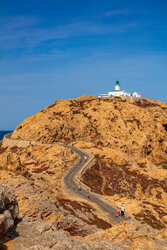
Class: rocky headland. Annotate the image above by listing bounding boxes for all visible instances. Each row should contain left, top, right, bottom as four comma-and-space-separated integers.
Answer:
0, 95, 167, 249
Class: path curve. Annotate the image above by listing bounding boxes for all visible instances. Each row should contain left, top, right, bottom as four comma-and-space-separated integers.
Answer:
2, 133, 130, 224
63, 144, 130, 223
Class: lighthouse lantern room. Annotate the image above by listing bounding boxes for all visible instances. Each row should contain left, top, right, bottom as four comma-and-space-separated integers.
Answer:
115, 80, 120, 91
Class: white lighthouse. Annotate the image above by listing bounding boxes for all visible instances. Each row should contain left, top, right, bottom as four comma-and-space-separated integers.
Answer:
115, 80, 120, 91
98, 80, 141, 98
108, 80, 131, 97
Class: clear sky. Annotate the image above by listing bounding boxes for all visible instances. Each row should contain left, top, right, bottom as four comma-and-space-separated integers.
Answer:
0, 0, 167, 130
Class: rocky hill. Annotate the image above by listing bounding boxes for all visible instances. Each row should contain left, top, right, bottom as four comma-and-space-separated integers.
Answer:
0, 95, 167, 249
12, 95, 167, 162
11, 96, 167, 226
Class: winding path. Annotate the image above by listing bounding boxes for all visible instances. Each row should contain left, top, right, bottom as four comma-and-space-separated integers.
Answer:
63, 144, 130, 223
3, 133, 130, 224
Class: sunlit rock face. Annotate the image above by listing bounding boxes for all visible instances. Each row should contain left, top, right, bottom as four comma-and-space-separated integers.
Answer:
12, 95, 167, 164
0, 142, 111, 248
0, 95, 166, 249
11, 95, 167, 228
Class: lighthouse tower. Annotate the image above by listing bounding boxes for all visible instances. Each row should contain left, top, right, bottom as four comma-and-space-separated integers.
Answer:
115, 80, 120, 91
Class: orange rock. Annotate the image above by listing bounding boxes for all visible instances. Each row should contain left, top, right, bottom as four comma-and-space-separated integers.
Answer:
0, 95, 167, 249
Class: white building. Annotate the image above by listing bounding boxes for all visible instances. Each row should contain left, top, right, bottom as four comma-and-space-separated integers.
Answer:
98, 80, 141, 98
133, 92, 141, 98
108, 80, 131, 97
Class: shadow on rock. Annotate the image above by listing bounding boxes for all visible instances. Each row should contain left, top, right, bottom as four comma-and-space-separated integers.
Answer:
0, 218, 22, 248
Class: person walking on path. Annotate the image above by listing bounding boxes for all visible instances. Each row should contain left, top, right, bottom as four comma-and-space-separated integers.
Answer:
121, 203, 125, 217
77, 182, 82, 190
86, 190, 90, 198
116, 209, 120, 217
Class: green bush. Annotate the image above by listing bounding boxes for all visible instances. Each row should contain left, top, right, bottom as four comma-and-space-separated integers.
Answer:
162, 165, 167, 169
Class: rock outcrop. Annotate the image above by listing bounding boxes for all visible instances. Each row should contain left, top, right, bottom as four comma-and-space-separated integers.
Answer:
85, 220, 167, 250
10, 95, 167, 228
0, 184, 19, 236
0, 142, 111, 249
2, 218, 167, 249
0, 95, 167, 249
12, 95, 167, 164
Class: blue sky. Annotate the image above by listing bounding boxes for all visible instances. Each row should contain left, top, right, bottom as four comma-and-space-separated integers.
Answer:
0, 0, 167, 130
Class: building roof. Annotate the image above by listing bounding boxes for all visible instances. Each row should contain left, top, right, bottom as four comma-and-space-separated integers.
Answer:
115, 80, 120, 85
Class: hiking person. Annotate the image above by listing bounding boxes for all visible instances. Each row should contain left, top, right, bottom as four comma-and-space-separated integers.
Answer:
77, 182, 82, 190
116, 210, 120, 217
121, 203, 125, 217
86, 190, 90, 198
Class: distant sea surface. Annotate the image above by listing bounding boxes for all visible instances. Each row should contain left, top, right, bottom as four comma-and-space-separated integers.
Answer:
0, 131, 13, 141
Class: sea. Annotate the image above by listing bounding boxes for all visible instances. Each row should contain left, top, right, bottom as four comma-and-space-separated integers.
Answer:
0, 131, 13, 141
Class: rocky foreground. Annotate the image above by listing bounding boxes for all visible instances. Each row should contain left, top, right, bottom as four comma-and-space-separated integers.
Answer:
0, 184, 19, 237
0, 183, 166, 249
0, 95, 167, 249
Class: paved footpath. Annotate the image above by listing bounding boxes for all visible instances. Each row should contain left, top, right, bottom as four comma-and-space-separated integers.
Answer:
3, 133, 130, 224
63, 144, 130, 224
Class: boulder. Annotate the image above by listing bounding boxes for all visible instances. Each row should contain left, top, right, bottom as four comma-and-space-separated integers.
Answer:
0, 184, 19, 236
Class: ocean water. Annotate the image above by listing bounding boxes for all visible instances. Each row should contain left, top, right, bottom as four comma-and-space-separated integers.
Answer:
0, 131, 13, 141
